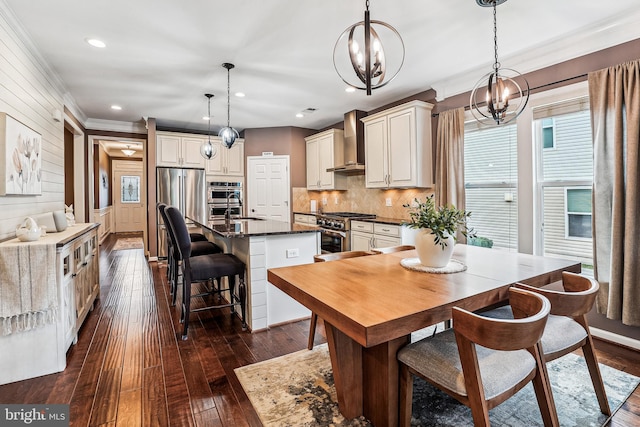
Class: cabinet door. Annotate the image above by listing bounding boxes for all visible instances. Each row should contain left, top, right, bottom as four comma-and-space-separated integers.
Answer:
182, 137, 207, 168
387, 108, 416, 187
317, 134, 335, 189
306, 138, 320, 190
372, 235, 401, 250
351, 231, 372, 251
364, 117, 388, 188
157, 135, 182, 167
206, 140, 224, 174
225, 141, 244, 176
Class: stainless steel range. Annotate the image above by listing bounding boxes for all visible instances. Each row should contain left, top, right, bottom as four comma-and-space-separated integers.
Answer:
316, 212, 376, 253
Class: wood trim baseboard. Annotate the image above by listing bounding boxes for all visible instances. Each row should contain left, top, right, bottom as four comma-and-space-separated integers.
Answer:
590, 327, 640, 351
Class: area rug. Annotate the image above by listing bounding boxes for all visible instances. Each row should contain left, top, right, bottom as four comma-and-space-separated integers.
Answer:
235, 343, 640, 427
112, 237, 144, 251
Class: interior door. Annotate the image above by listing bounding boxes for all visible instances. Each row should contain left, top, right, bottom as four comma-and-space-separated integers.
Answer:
113, 160, 145, 233
247, 156, 290, 221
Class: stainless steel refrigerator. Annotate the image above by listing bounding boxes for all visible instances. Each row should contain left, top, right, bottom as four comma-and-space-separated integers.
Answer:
156, 167, 207, 259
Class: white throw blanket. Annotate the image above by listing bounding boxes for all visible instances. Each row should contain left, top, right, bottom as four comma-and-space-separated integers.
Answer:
0, 239, 58, 336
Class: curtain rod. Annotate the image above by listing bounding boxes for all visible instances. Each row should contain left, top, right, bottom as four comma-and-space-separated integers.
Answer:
431, 73, 589, 117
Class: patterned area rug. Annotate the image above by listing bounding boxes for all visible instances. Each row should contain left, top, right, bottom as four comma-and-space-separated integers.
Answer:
112, 237, 144, 251
235, 343, 640, 427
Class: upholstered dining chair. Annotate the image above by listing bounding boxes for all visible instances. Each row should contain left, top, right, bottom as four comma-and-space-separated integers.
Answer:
398, 287, 558, 427
371, 245, 415, 254
308, 250, 376, 350
165, 206, 247, 340
481, 271, 611, 416
158, 203, 222, 305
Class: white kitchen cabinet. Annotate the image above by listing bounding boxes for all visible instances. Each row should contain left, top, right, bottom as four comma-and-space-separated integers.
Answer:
294, 213, 317, 225
206, 139, 245, 177
305, 129, 347, 190
157, 132, 207, 168
362, 100, 434, 188
351, 221, 401, 251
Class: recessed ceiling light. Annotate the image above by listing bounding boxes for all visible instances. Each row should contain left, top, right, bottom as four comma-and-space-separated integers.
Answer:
111, 105, 122, 110
345, 86, 356, 93
296, 113, 304, 118
235, 92, 245, 98
202, 116, 210, 121
86, 38, 106, 48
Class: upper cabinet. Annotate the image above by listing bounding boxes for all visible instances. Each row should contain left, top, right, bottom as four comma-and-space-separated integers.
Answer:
305, 129, 347, 190
157, 132, 207, 168
362, 100, 434, 188
205, 139, 245, 177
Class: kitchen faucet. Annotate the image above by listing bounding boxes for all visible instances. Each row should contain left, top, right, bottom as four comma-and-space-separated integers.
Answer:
225, 193, 242, 220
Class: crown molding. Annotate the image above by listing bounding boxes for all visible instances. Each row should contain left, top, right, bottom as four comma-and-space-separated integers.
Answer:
85, 118, 148, 134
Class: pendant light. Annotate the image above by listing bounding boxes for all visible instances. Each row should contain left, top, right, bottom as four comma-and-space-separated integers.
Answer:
470, 0, 529, 125
121, 145, 135, 157
200, 93, 216, 159
333, 0, 404, 95
219, 63, 239, 148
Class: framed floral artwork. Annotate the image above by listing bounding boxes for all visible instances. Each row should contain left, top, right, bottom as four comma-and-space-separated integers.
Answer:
0, 113, 42, 195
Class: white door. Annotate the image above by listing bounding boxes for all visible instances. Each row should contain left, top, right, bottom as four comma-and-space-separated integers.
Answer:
113, 160, 145, 233
247, 156, 290, 222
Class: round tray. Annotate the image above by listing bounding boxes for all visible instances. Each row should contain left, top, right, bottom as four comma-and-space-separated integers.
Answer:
400, 258, 467, 274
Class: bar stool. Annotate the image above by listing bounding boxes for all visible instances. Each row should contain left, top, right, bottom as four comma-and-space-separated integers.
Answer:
158, 203, 222, 305
165, 206, 247, 340
308, 250, 375, 350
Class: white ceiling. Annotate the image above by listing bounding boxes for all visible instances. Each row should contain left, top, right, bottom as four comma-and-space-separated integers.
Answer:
4, 0, 640, 134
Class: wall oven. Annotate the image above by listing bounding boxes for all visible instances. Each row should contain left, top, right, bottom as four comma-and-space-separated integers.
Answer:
207, 181, 243, 220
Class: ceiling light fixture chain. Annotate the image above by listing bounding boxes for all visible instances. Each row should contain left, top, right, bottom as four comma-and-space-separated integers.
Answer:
219, 63, 239, 149
469, 0, 529, 126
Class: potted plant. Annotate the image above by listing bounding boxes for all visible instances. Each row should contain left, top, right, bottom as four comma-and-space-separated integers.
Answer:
403, 195, 475, 267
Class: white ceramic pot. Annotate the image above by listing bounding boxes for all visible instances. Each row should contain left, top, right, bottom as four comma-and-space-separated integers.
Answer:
414, 229, 455, 268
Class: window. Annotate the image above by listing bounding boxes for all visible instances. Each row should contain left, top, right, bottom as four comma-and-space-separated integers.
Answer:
542, 118, 555, 149
566, 188, 592, 239
464, 123, 518, 251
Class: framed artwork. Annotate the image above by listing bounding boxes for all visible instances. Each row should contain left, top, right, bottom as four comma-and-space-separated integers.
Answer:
0, 113, 42, 195
121, 175, 140, 203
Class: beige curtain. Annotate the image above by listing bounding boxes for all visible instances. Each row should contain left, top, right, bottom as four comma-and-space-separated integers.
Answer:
435, 107, 466, 242
588, 59, 640, 326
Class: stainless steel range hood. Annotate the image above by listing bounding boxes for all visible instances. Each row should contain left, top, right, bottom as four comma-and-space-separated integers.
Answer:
327, 110, 367, 174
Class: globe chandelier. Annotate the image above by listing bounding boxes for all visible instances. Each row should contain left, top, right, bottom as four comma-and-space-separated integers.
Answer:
219, 63, 239, 148
200, 93, 216, 159
333, 0, 404, 95
469, 0, 529, 125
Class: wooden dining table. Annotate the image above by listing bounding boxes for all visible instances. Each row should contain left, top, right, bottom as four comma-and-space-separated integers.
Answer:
267, 244, 581, 427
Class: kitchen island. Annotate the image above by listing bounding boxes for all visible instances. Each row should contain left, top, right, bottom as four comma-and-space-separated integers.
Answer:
189, 217, 320, 331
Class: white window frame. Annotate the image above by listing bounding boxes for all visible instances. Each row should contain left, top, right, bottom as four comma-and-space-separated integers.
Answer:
564, 186, 592, 241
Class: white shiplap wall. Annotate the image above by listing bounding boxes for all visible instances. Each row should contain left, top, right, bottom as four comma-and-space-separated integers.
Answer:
0, 4, 65, 239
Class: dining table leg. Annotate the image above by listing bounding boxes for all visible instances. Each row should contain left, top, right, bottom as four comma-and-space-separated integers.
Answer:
325, 320, 410, 427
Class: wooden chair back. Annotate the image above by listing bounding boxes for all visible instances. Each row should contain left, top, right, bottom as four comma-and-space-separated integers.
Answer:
371, 245, 415, 254
313, 250, 375, 263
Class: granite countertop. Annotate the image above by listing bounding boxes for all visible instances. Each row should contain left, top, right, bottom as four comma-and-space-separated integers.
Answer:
190, 217, 320, 238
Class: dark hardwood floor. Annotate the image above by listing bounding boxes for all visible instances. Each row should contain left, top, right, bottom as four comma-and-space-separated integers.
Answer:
0, 233, 639, 426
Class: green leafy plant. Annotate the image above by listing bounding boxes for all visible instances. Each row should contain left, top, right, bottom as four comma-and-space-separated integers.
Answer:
402, 195, 476, 249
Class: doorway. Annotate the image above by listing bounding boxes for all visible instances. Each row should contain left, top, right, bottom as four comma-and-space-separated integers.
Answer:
112, 160, 146, 234
247, 156, 290, 221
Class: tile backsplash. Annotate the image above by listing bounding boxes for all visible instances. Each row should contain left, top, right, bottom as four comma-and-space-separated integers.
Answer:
292, 175, 433, 220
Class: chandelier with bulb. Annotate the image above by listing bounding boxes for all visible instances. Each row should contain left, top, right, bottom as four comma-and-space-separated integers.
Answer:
219, 63, 239, 148
333, 0, 404, 95
200, 93, 216, 159
469, 0, 529, 126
